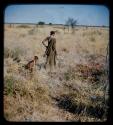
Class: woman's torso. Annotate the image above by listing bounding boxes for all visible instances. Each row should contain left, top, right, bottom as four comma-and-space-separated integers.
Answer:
46, 36, 56, 55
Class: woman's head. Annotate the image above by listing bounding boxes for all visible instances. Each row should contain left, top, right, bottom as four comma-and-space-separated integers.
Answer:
34, 56, 38, 61
50, 31, 55, 36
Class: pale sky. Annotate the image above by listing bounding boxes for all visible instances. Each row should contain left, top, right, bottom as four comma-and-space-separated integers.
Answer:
5, 4, 109, 26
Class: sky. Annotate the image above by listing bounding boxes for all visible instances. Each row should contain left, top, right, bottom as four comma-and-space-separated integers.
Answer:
4, 4, 109, 26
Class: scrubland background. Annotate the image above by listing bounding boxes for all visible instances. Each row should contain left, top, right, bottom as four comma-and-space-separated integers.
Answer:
4, 24, 109, 122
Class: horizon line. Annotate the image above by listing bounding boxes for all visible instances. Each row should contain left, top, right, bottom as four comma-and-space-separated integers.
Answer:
4, 22, 109, 27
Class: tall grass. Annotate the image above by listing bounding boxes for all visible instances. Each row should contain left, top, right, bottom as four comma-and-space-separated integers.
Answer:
4, 74, 51, 121
4, 24, 109, 121
4, 47, 26, 62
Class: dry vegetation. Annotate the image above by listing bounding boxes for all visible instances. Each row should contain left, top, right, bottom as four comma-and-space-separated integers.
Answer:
4, 24, 109, 122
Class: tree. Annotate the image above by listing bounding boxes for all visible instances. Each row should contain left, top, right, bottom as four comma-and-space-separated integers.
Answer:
38, 21, 45, 25
66, 18, 78, 33
49, 23, 52, 25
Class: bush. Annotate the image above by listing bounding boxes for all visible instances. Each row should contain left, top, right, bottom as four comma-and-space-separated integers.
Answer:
4, 75, 15, 96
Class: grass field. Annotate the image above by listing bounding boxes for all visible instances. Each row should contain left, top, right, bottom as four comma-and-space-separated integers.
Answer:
4, 24, 109, 122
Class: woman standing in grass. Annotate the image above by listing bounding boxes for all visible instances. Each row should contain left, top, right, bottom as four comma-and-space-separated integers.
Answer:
42, 31, 57, 73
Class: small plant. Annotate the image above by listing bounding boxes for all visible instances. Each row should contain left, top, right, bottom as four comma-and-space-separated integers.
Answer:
64, 67, 76, 81
4, 75, 15, 96
4, 47, 11, 58
64, 72, 70, 81
62, 48, 69, 53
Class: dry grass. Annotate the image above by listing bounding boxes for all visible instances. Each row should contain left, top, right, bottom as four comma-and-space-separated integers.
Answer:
4, 24, 109, 121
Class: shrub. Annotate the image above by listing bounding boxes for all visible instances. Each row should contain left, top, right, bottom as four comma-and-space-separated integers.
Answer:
64, 72, 70, 81
4, 75, 15, 96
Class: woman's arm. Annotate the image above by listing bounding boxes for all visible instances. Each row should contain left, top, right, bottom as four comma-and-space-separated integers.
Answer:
42, 37, 48, 47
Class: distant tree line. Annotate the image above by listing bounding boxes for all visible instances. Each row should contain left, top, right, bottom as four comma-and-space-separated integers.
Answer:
37, 21, 53, 25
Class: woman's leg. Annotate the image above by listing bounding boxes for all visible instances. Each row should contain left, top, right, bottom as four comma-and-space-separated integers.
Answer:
45, 56, 49, 69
